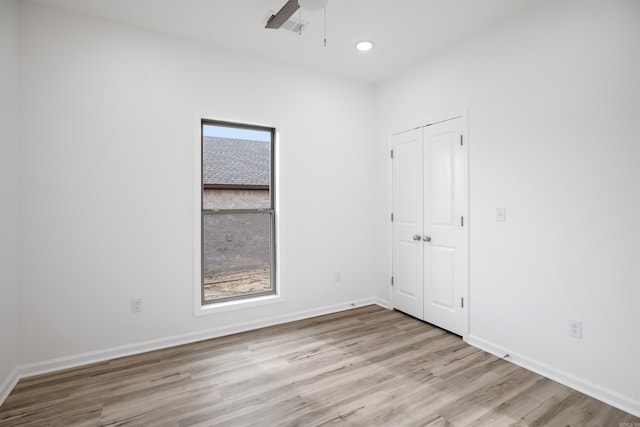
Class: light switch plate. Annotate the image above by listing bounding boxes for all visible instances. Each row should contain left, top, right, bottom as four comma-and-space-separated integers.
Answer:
131, 298, 142, 313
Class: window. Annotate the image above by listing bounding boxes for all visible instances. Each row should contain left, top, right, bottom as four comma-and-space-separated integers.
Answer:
200, 120, 275, 304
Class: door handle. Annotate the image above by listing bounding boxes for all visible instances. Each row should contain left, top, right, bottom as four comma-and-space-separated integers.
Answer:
423, 235, 431, 242
412, 234, 422, 241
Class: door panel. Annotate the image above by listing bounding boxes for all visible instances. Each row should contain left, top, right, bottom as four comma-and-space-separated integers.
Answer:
397, 140, 419, 223
430, 135, 454, 226
423, 118, 467, 336
398, 241, 421, 298
429, 245, 455, 309
392, 129, 423, 319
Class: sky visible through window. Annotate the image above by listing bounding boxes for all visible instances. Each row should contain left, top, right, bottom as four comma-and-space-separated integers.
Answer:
203, 124, 270, 142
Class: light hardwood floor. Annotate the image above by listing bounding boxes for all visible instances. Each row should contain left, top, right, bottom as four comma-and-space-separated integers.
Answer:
1, 305, 638, 426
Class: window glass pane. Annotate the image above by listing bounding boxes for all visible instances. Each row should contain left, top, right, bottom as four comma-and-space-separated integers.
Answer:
202, 125, 271, 210
200, 121, 275, 305
202, 212, 273, 302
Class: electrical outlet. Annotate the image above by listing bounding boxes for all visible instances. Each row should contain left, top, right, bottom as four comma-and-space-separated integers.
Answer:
131, 298, 142, 313
496, 207, 506, 222
569, 320, 582, 338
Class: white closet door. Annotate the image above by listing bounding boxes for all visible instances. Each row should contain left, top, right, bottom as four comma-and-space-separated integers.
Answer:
391, 128, 424, 319
423, 117, 467, 336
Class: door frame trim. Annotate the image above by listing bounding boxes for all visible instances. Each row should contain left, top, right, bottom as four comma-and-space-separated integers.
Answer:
388, 110, 470, 337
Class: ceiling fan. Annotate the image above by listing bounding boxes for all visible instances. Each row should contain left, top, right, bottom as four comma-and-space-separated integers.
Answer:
265, 0, 328, 29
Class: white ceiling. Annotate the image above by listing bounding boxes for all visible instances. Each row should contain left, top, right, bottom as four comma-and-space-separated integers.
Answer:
27, 0, 537, 83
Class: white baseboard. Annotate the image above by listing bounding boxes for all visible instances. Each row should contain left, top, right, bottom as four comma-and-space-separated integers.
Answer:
372, 297, 391, 309
0, 367, 19, 407
465, 334, 640, 418
2, 298, 385, 406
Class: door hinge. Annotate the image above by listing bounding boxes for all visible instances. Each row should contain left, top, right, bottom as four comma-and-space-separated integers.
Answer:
390, 149, 394, 159
391, 276, 394, 286
460, 135, 463, 146
461, 216, 464, 227
391, 213, 394, 222
461, 297, 464, 308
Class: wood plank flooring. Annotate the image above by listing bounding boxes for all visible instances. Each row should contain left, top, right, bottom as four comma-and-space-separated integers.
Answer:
1, 305, 638, 426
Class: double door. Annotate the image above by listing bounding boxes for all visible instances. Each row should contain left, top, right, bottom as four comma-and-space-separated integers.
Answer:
391, 117, 468, 336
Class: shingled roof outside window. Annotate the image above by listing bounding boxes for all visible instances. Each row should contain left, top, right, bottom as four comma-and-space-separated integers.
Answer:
203, 137, 270, 188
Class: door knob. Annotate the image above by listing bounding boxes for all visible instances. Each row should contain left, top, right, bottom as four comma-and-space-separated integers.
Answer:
423, 235, 432, 242
412, 234, 422, 241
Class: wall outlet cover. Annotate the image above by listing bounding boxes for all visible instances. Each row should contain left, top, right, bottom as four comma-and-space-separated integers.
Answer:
569, 320, 582, 338
496, 207, 506, 222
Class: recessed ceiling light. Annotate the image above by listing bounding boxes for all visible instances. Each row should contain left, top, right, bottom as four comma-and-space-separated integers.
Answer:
355, 41, 373, 52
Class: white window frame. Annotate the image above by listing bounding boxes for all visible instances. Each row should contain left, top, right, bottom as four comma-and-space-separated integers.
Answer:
193, 113, 283, 317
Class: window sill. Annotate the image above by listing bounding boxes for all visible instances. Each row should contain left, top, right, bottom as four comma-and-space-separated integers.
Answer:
194, 293, 283, 317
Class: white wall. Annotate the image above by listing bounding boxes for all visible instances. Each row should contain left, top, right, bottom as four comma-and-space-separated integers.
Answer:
8, 0, 640, 417
376, 0, 640, 415
0, 0, 21, 398
17, 3, 381, 367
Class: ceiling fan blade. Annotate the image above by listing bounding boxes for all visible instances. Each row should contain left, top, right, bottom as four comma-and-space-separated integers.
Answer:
265, 0, 300, 29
